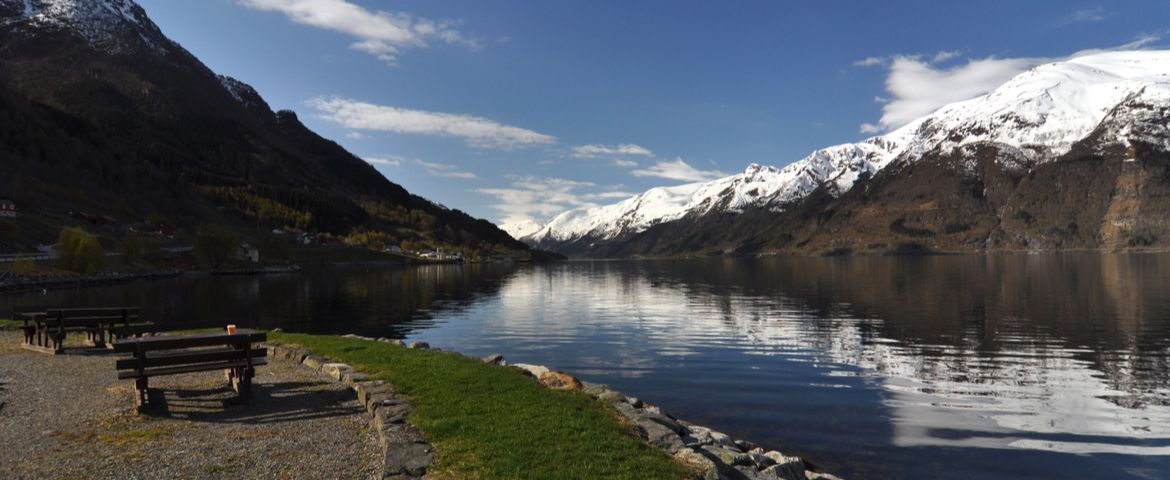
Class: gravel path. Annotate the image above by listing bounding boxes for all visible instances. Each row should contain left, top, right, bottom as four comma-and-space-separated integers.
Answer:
0, 332, 379, 479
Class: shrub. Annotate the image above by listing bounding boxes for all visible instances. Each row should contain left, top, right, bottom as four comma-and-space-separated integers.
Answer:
58, 227, 107, 274
12, 255, 35, 276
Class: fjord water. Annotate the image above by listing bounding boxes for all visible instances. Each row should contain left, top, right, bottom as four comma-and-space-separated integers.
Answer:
7, 256, 1170, 479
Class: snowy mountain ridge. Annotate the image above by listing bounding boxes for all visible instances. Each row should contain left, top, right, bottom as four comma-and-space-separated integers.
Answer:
512, 50, 1170, 248
1, 0, 166, 54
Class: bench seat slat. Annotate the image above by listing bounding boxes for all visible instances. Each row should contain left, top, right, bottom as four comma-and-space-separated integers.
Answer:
115, 347, 267, 370
116, 358, 268, 379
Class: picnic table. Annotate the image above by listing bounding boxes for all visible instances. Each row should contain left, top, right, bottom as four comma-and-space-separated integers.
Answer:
113, 329, 267, 410
19, 307, 141, 354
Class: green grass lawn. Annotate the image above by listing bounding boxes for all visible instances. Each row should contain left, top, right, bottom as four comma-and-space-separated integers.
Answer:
271, 333, 691, 480
0, 318, 20, 328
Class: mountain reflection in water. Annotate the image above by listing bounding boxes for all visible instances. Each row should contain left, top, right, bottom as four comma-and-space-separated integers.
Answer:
5, 255, 1169, 479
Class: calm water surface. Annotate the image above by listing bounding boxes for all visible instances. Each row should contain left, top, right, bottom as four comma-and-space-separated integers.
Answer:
5, 255, 1170, 479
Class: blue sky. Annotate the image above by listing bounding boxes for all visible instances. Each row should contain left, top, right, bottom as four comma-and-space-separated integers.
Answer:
136, 0, 1169, 226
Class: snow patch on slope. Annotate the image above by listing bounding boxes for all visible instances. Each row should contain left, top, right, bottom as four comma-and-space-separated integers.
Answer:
1, 0, 166, 54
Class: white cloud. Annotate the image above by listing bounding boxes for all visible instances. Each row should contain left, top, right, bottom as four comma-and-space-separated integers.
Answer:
477, 175, 631, 225
855, 50, 962, 69
364, 155, 403, 166
853, 56, 886, 68
346, 131, 366, 139
859, 36, 1162, 133
931, 50, 961, 63
572, 143, 654, 158
308, 97, 557, 149
631, 159, 727, 182
868, 55, 1040, 132
1063, 7, 1109, 25
614, 159, 638, 167
415, 159, 477, 179
238, 0, 478, 63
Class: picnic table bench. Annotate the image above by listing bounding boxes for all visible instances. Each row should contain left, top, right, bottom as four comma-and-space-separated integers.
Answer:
13, 305, 52, 346
113, 329, 267, 410
19, 307, 140, 354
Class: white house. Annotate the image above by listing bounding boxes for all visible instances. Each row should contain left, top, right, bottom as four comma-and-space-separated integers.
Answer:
237, 243, 260, 263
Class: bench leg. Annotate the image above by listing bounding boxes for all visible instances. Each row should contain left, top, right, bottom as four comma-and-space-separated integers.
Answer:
232, 367, 254, 401
134, 378, 149, 408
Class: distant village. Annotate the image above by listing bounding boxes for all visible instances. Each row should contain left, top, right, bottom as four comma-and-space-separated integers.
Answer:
0, 198, 526, 277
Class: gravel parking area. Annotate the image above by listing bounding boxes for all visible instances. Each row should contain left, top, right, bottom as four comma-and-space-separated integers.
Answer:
0, 332, 379, 479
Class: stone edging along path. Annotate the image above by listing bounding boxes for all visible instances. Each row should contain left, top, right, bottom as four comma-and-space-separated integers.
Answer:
270, 333, 843, 480
267, 340, 434, 480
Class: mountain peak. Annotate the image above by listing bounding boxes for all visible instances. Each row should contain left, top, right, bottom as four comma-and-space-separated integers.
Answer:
1, 0, 168, 54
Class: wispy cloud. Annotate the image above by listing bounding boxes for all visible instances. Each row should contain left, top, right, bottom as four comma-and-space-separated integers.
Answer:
415, 159, 478, 179
613, 159, 638, 167
477, 175, 632, 224
572, 143, 654, 158
858, 36, 1162, 134
308, 97, 557, 149
931, 50, 961, 63
364, 155, 404, 166
631, 159, 726, 182
853, 50, 963, 69
238, 0, 478, 63
1062, 7, 1109, 25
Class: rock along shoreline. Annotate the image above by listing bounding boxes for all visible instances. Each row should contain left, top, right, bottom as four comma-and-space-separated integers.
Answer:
295, 332, 842, 480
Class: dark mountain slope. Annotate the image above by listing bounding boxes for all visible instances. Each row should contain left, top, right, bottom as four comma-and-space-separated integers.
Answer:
0, 0, 529, 255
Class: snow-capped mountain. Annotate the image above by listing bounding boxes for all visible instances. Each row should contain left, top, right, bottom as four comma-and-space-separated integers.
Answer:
515, 50, 1170, 254
0, 0, 170, 54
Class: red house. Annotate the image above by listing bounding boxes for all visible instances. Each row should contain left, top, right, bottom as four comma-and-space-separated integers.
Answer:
0, 199, 15, 218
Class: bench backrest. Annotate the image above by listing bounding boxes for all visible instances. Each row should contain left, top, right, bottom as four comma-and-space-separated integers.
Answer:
113, 331, 266, 353
114, 343, 267, 371
11, 305, 53, 318
44, 308, 140, 328
110, 320, 228, 337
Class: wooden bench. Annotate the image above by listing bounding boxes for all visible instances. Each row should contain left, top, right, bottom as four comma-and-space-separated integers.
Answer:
26, 307, 141, 353
108, 320, 227, 342
113, 329, 267, 410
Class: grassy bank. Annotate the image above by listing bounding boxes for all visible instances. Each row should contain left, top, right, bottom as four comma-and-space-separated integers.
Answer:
271, 333, 690, 480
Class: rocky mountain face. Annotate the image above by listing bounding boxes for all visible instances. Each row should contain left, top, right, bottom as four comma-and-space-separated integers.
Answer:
517, 50, 1170, 257
0, 0, 529, 253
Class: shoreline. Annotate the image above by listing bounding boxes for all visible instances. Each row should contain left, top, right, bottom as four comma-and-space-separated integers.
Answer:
289, 332, 841, 480
0, 269, 184, 294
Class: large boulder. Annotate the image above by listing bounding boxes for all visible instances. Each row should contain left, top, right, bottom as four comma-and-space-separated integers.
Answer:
513, 363, 550, 378
673, 449, 720, 480
634, 417, 686, 453
761, 453, 806, 480
538, 371, 584, 390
